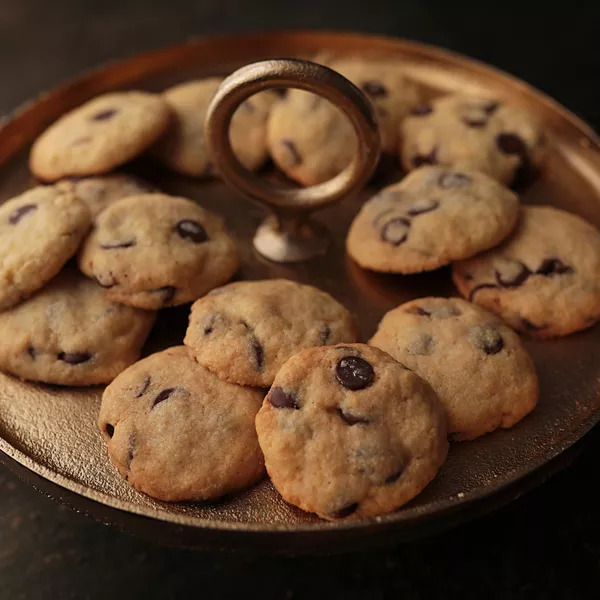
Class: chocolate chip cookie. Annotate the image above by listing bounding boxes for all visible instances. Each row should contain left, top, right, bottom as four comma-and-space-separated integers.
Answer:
153, 78, 277, 176
267, 57, 419, 186
78, 193, 239, 309
184, 279, 357, 387
99, 346, 265, 502
370, 297, 539, 440
255, 343, 448, 520
401, 94, 544, 185
56, 173, 157, 218
0, 269, 155, 386
0, 185, 91, 311
452, 206, 600, 338
346, 166, 519, 273
30, 91, 171, 181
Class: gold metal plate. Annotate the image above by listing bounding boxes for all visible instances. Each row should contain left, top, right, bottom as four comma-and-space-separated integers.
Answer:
1, 31, 600, 549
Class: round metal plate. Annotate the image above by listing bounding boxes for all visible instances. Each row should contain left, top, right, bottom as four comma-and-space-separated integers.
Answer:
1, 31, 600, 552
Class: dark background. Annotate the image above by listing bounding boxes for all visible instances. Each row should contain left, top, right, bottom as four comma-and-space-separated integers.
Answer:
1, 1, 599, 598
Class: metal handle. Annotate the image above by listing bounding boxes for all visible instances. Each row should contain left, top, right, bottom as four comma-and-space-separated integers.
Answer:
204, 58, 381, 262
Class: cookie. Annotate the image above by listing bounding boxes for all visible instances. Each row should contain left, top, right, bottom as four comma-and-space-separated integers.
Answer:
267, 58, 419, 186
78, 193, 239, 309
255, 343, 448, 520
0, 185, 91, 311
452, 205, 600, 338
30, 91, 171, 181
346, 166, 519, 274
401, 94, 544, 185
0, 269, 155, 386
369, 297, 538, 440
56, 173, 157, 218
99, 346, 265, 502
153, 78, 277, 176
184, 279, 357, 387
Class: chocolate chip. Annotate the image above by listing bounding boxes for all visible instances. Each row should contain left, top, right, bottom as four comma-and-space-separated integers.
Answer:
152, 387, 176, 408
203, 314, 217, 335
27, 346, 36, 359
91, 108, 117, 121
335, 356, 375, 391
8, 204, 37, 225
438, 172, 471, 189
468, 283, 499, 302
58, 352, 91, 364
495, 261, 531, 287
407, 334, 434, 356
336, 408, 370, 426
320, 326, 331, 345
268, 387, 300, 410
497, 133, 526, 155
280, 138, 302, 165
384, 464, 405, 484
469, 325, 504, 355
331, 502, 359, 518
511, 155, 535, 189
536, 258, 574, 276
175, 219, 208, 243
381, 217, 410, 246
462, 117, 487, 128
411, 104, 433, 116
412, 148, 438, 167
127, 435, 136, 466
361, 80, 388, 97
407, 199, 439, 216
105, 424, 114, 438
251, 338, 264, 370
100, 240, 136, 249
135, 375, 151, 398
521, 318, 546, 331
158, 286, 176, 305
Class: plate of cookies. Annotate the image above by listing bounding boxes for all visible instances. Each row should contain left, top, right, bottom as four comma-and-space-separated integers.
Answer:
1, 31, 600, 552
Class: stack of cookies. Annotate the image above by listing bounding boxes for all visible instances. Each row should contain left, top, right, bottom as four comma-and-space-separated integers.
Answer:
2, 53, 600, 523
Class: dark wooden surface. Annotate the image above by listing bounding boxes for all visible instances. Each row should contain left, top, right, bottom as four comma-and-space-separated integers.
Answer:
1, 0, 600, 597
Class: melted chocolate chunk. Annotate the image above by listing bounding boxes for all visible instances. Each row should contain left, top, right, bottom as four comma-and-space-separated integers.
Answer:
384, 464, 405, 484
152, 387, 176, 408
495, 261, 531, 287
280, 138, 302, 165
8, 204, 37, 225
268, 387, 300, 410
407, 334, 435, 356
381, 217, 410, 246
407, 199, 439, 216
410, 104, 433, 116
251, 338, 264, 370
412, 147, 438, 167
105, 424, 115, 439
320, 326, 331, 345
127, 435, 136, 466
468, 283, 499, 302
27, 346, 36, 359
336, 408, 370, 426
135, 375, 151, 398
91, 108, 117, 121
58, 352, 91, 364
100, 240, 136, 249
469, 325, 504, 355
536, 258, 574, 276
159, 286, 176, 305
335, 356, 375, 391
497, 133, 526, 155
203, 314, 217, 335
361, 80, 388, 97
175, 219, 208, 243
331, 502, 359, 518
438, 172, 471, 189
462, 117, 487, 128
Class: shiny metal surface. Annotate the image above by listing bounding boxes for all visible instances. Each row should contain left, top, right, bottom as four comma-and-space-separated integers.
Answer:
1, 31, 600, 550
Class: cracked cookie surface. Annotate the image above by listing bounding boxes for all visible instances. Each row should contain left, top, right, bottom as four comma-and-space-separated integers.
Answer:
370, 297, 539, 440
184, 279, 357, 387
77, 193, 239, 309
99, 346, 265, 501
452, 206, 600, 338
255, 343, 448, 520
